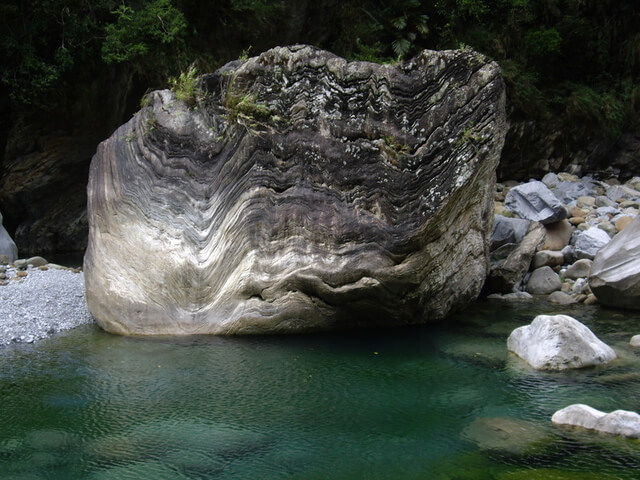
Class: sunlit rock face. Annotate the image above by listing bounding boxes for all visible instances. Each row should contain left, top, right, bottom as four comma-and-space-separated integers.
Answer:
85, 45, 506, 335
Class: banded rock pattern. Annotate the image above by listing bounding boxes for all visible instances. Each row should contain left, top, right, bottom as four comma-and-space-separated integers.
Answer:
85, 45, 506, 335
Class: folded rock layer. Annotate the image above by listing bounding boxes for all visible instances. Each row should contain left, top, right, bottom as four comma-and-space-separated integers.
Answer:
85, 45, 506, 335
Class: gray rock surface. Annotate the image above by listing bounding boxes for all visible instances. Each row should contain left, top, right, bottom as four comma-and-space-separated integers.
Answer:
526, 266, 562, 295
589, 215, 640, 309
532, 250, 563, 269
487, 291, 533, 301
84, 45, 507, 335
548, 291, 576, 305
505, 180, 567, 224
0, 267, 94, 345
486, 221, 545, 294
0, 211, 18, 263
491, 215, 530, 250
573, 227, 611, 260
630, 335, 640, 348
507, 314, 616, 370
552, 404, 640, 438
565, 259, 593, 279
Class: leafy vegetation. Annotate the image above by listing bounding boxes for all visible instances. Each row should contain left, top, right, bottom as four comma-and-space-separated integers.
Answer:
169, 63, 199, 106
1, 0, 638, 152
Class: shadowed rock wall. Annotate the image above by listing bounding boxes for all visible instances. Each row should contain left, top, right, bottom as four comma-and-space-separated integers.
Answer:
85, 45, 506, 335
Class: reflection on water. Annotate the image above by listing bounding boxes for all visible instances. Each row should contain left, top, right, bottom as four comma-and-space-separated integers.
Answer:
1, 300, 639, 479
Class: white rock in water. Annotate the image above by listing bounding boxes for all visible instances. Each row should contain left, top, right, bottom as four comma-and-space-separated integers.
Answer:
552, 404, 640, 438
507, 314, 616, 370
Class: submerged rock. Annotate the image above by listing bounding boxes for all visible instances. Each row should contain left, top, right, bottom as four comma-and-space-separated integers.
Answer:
507, 314, 616, 370
84, 45, 507, 335
552, 404, 640, 438
462, 417, 549, 454
589, 216, 640, 310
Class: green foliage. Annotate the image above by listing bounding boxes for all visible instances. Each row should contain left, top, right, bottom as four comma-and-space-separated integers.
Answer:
524, 27, 562, 57
102, 0, 186, 64
169, 64, 199, 106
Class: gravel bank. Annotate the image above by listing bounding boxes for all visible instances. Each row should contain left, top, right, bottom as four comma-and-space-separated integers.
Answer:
0, 266, 94, 346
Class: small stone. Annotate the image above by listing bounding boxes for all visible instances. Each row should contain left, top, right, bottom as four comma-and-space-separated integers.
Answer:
630, 335, 640, 348
568, 216, 586, 226
615, 216, 634, 232
577, 196, 596, 208
561, 282, 572, 293
38, 266, 49, 271
575, 294, 588, 303
541, 173, 559, 188
571, 278, 588, 294
595, 195, 617, 208
568, 206, 588, 218
0, 272, 6, 280
0, 254, 9, 265
14, 259, 27, 269
619, 200, 639, 208
526, 266, 562, 295
565, 259, 593, 279
26, 256, 48, 267
16, 271, 27, 278
532, 250, 564, 269
548, 291, 577, 305
605, 178, 620, 186
557, 172, 580, 182
541, 219, 573, 251
584, 294, 598, 305
596, 221, 617, 238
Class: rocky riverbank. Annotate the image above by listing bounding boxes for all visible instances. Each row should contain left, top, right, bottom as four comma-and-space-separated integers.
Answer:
0, 260, 94, 346
488, 173, 640, 306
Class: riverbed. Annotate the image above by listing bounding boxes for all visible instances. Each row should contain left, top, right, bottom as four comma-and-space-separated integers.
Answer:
1, 300, 639, 479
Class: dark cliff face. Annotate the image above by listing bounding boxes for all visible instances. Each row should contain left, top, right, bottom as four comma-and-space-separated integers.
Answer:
84, 45, 507, 335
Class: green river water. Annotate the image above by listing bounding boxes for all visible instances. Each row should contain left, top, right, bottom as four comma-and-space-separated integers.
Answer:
1, 300, 640, 479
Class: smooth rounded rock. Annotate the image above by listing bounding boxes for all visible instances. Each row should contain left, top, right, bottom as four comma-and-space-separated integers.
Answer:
552, 404, 640, 438
565, 259, 592, 279
615, 215, 634, 232
507, 314, 616, 370
589, 215, 640, 309
548, 291, 577, 305
25, 256, 48, 267
526, 266, 562, 295
84, 45, 508, 335
630, 335, 640, 348
532, 250, 563, 269
541, 219, 573, 251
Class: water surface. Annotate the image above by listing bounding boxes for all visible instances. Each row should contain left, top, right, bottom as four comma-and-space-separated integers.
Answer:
1, 301, 640, 479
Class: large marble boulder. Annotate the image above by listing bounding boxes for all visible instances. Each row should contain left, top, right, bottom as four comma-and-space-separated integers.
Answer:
0, 211, 18, 262
84, 45, 506, 335
552, 404, 640, 438
507, 314, 616, 370
589, 215, 640, 309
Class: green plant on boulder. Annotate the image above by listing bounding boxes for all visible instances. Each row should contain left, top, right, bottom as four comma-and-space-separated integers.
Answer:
169, 63, 199, 107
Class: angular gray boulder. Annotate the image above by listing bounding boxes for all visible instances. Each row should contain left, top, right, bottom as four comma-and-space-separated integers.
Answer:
491, 215, 530, 250
573, 227, 611, 260
84, 45, 507, 335
0, 210, 18, 262
486, 221, 544, 294
552, 404, 640, 438
507, 314, 616, 370
589, 215, 640, 309
505, 180, 567, 224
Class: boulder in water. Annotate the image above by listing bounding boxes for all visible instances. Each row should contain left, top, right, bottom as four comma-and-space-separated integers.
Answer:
507, 314, 616, 370
84, 45, 507, 335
